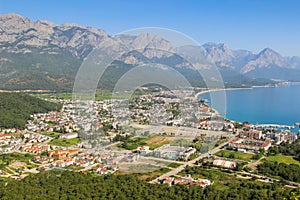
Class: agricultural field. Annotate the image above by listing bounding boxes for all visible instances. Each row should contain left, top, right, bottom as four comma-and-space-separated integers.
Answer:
144, 136, 176, 150
118, 135, 178, 150
117, 157, 171, 181
214, 150, 256, 162
265, 154, 300, 166
118, 165, 170, 181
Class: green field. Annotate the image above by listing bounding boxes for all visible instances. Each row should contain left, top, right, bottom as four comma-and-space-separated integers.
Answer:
118, 136, 149, 150
42, 132, 61, 138
265, 154, 300, 166
144, 136, 176, 150
118, 135, 177, 150
167, 162, 181, 168
130, 168, 170, 181
48, 138, 81, 147
179, 166, 273, 192
0, 153, 34, 169
214, 150, 255, 162
38, 89, 150, 101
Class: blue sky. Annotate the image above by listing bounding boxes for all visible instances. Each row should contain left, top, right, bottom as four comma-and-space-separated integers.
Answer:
1, 0, 300, 56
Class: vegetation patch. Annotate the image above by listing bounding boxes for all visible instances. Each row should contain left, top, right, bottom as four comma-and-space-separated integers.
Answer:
0, 153, 34, 170
257, 161, 300, 182
42, 131, 61, 138
167, 162, 181, 168
179, 165, 291, 198
0, 171, 296, 199
214, 150, 256, 162
48, 138, 81, 147
265, 154, 300, 166
117, 136, 149, 150
132, 167, 170, 181
0, 93, 62, 129
145, 136, 175, 150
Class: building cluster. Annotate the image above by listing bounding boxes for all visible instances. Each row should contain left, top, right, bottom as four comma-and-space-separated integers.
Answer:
198, 120, 235, 132
213, 159, 236, 169
51, 151, 95, 168
137, 144, 196, 160
129, 91, 223, 128
29, 147, 127, 175
86, 149, 140, 165
21, 143, 51, 154
0, 132, 51, 153
27, 110, 78, 133
162, 175, 212, 187
92, 164, 118, 175
229, 138, 271, 151
238, 128, 298, 148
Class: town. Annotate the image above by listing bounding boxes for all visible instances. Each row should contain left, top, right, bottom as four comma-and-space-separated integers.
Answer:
0, 89, 299, 188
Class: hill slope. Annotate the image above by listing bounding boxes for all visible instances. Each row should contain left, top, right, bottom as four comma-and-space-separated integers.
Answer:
0, 93, 61, 129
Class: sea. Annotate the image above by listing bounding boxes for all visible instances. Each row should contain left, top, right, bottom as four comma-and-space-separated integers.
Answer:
199, 84, 300, 133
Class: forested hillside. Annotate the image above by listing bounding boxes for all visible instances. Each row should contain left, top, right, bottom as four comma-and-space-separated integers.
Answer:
0, 171, 297, 200
0, 93, 61, 129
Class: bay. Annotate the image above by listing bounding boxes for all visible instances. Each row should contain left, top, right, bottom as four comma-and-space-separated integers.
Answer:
199, 84, 300, 128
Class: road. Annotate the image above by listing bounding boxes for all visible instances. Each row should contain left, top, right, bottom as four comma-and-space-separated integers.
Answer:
140, 156, 186, 165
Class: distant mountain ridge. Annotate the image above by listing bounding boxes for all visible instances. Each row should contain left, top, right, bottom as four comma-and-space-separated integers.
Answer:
1, 13, 300, 90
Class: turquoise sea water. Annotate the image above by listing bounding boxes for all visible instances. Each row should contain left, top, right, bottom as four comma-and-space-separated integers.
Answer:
200, 84, 300, 129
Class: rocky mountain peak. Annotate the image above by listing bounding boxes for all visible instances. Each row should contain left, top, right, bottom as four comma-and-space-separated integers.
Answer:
1, 13, 300, 90
202, 42, 234, 66
240, 48, 286, 74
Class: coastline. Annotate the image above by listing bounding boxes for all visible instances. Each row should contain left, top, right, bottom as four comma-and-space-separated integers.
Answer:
195, 86, 300, 133
194, 87, 252, 100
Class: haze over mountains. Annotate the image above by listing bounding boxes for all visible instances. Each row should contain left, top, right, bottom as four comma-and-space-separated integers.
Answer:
1, 13, 300, 91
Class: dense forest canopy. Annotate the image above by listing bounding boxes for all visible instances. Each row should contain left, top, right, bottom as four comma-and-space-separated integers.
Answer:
257, 161, 300, 183
269, 139, 300, 158
262, 139, 300, 182
0, 171, 298, 200
0, 93, 62, 129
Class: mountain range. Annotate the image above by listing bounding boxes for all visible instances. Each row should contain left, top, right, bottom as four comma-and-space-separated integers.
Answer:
1, 13, 300, 91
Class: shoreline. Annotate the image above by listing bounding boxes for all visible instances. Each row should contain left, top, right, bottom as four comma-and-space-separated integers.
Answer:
194, 87, 252, 99
195, 87, 300, 133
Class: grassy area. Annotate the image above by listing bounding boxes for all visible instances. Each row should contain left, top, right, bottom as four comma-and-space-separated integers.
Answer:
0, 177, 14, 182
145, 136, 175, 150
38, 89, 151, 101
0, 153, 34, 170
167, 163, 181, 168
265, 154, 300, 166
118, 135, 178, 150
65, 165, 84, 171
118, 136, 149, 150
48, 138, 81, 147
42, 131, 61, 138
178, 166, 278, 192
132, 168, 171, 181
4, 167, 15, 174
214, 150, 256, 162
117, 163, 171, 181
179, 166, 255, 191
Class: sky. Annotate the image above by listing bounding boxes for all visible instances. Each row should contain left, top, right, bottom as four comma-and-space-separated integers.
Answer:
1, 0, 300, 56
